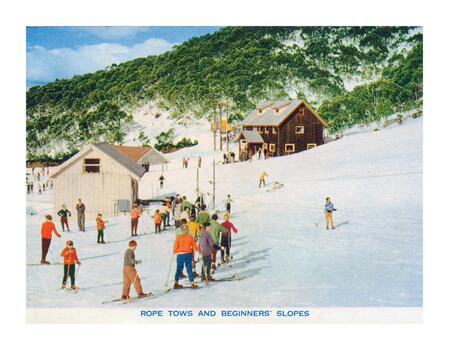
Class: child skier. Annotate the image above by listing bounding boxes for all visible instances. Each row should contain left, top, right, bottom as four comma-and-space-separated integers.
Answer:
40, 215, 62, 264
198, 222, 215, 281
96, 213, 106, 244
152, 209, 162, 234
196, 204, 211, 225
173, 224, 200, 289
130, 204, 141, 236
60, 240, 81, 290
57, 204, 71, 232
325, 197, 337, 229
209, 213, 228, 271
221, 213, 238, 263
225, 194, 233, 213
259, 172, 268, 187
122, 240, 148, 300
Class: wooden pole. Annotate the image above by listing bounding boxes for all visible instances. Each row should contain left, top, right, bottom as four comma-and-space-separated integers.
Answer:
212, 159, 216, 210
226, 108, 229, 152
213, 106, 217, 151
196, 167, 199, 198
219, 105, 223, 151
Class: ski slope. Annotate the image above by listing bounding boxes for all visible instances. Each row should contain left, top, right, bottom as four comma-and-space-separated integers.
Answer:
26, 117, 422, 308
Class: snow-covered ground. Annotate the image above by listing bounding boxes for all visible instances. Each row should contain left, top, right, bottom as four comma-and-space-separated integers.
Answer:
26, 117, 422, 308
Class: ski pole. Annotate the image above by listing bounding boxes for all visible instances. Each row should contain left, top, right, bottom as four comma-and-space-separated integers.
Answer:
75, 263, 81, 281
164, 253, 175, 288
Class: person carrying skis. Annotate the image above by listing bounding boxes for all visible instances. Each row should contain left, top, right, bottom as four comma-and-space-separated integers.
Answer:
225, 194, 233, 213
40, 215, 61, 264
152, 209, 162, 234
209, 213, 228, 271
96, 213, 106, 243
173, 224, 200, 289
259, 172, 268, 188
196, 204, 211, 226
76, 199, 86, 232
60, 240, 81, 290
130, 204, 141, 236
122, 240, 147, 300
57, 204, 71, 232
324, 197, 337, 229
221, 213, 238, 263
159, 174, 165, 189
198, 222, 215, 281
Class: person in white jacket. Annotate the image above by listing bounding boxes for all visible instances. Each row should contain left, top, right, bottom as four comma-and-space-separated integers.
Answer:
174, 200, 182, 228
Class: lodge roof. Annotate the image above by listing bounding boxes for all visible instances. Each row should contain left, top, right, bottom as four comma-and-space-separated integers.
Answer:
235, 129, 265, 143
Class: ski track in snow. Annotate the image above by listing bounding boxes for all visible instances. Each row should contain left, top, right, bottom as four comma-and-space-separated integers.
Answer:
26, 117, 422, 308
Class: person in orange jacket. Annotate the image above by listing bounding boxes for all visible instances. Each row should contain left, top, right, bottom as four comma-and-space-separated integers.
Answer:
130, 204, 141, 236
173, 224, 200, 289
96, 213, 106, 244
40, 214, 61, 264
60, 240, 81, 290
152, 209, 162, 234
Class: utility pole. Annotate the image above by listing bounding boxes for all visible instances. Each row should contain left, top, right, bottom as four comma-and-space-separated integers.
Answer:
212, 159, 216, 210
219, 104, 223, 151
213, 105, 217, 151
196, 167, 199, 198
225, 106, 229, 152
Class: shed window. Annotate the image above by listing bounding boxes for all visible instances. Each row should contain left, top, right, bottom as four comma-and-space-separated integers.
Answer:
285, 144, 295, 153
307, 143, 317, 150
295, 126, 304, 134
83, 158, 100, 173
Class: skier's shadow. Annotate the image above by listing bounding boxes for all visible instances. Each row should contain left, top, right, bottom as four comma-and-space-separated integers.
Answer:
335, 220, 350, 228
82, 277, 147, 291
235, 248, 271, 261
235, 266, 270, 280
227, 254, 269, 269
231, 239, 249, 248
81, 252, 120, 261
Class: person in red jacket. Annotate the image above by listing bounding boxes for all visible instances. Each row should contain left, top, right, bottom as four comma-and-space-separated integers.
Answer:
221, 213, 238, 263
173, 224, 200, 289
60, 240, 81, 290
40, 214, 61, 264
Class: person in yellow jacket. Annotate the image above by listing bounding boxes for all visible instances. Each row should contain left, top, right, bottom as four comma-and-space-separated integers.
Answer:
259, 172, 268, 187
187, 214, 200, 277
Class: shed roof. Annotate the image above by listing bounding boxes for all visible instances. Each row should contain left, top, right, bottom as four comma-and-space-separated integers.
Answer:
94, 143, 146, 178
235, 129, 265, 143
112, 145, 152, 162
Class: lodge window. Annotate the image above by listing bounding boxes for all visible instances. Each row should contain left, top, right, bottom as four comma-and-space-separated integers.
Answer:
295, 126, 304, 134
285, 144, 295, 153
262, 143, 268, 150
272, 127, 277, 134
269, 143, 276, 152
299, 107, 305, 116
83, 158, 100, 173
307, 143, 317, 150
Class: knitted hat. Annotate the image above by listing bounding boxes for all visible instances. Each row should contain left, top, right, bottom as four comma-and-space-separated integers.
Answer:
129, 240, 137, 247
181, 225, 189, 235
66, 240, 73, 245
45, 214, 52, 220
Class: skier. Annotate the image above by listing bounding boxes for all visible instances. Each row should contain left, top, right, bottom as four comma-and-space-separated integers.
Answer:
60, 240, 81, 290
257, 148, 262, 159
152, 209, 162, 234
159, 174, 165, 189
173, 224, 200, 289
76, 199, 86, 232
325, 197, 337, 229
225, 194, 233, 213
38, 183, 42, 195
181, 196, 192, 212
221, 213, 238, 263
40, 215, 61, 264
122, 240, 148, 300
187, 214, 200, 277
174, 199, 182, 228
198, 222, 215, 281
209, 213, 228, 272
164, 199, 171, 227
259, 172, 268, 187
130, 204, 141, 236
180, 207, 190, 222
96, 213, 106, 244
196, 204, 211, 225
159, 203, 168, 230
198, 156, 202, 168
263, 147, 268, 159
57, 204, 71, 232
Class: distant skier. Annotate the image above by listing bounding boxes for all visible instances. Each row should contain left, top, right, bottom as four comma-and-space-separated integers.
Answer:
173, 224, 200, 289
263, 148, 268, 159
258, 148, 262, 159
60, 240, 81, 290
130, 204, 141, 236
57, 204, 71, 232
196, 204, 211, 225
324, 197, 337, 230
40, 215, 61, 264
122, 240, 148, 300
164, 199, 171, 227
38, 183, 42, 195
152, 209, 162, 234
225, 194, 233, 213
198, 156, 202, 168
221, 213, 238, 263
96, 213, 106, 243
209, 213, 228, 271
259, 172, 268, 187
76, 199, 86, 232
180, 207, 190, 222
198, 222, 215, 281
159, 174, 165, 189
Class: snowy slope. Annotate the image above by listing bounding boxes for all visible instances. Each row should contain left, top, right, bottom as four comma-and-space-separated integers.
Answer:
26, 117, 422, 308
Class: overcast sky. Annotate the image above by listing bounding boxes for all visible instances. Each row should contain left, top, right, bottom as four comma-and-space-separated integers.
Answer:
26, 26, 220, 87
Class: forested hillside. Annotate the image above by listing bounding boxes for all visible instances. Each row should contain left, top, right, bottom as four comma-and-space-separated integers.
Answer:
26, 26, 423, 160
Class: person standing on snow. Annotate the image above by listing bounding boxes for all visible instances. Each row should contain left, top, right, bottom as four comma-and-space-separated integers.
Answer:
209, 213, 228, 272
225, 194, 233, 213
152, 209, 162, 234
173, 224, 200, 289
180, 207, 190, 223
259, 172, 268, 187
196, 204, 211, 226
96, 213, 106, 244
57, 204, 71, 232
60, 240, 81, 290
130, 204, 141, 236
40, 215, 61, 264
159, 174, 165, 189
221, 213, 238, 263
324, 197, 337, 229
174, 199, 182, 228
75, 199, 86, 232
198, 222, 215, 281
122, 240, 148, 300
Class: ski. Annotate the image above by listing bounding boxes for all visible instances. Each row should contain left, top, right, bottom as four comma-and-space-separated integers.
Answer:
27, 262, 63, 266
102, 288, 171, 304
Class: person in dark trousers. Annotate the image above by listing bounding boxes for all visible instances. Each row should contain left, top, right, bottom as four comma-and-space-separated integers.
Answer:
40, 215, 61, 264
159, 174, 165, 189
76, 199, 86, 232
325, 197, 337, 229
96, 213, 106, 243
57, 204, 71, 232
60, 240, 81, 290
130, 204, 141, 236
263, 148, 268, 159
221, 213, 238, 263
225, 194, 233, 213
173, 225, 200, 289
198, 222, 215, 281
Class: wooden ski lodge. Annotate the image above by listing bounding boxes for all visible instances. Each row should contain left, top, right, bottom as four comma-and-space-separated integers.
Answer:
236, 99, 329, 158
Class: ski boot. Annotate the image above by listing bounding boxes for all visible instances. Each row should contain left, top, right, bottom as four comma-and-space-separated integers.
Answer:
138, 292, 151, 298
173, 281, 184, 289
206, 274, 215, 282
180, 272, 187, 279
190, 283, 199, 289
61, 284, 66, 289
71, 285, 79, 291
121, 295, 130, 300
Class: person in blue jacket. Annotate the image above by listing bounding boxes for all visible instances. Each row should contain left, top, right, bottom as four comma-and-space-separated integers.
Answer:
325, 197, 337, 229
